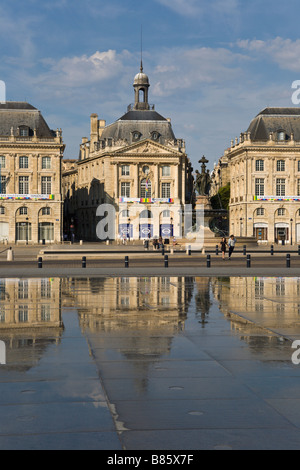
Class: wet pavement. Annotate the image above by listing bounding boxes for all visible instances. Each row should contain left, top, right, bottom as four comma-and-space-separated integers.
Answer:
0, 276, 299, 450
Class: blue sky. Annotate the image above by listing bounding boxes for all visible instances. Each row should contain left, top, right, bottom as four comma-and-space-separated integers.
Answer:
1, 0, 300, 170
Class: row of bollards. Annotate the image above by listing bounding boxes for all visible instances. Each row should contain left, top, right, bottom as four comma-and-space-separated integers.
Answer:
36, 253, 294, 269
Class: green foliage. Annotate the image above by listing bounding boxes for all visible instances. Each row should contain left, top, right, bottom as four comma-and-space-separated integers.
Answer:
211, 183, 230, 210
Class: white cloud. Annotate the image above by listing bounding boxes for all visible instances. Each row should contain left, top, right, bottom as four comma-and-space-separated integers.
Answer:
155, 0, 239, 18
35, 49, 132, 90
237, 37, 300, 72
151, 46, 251, 96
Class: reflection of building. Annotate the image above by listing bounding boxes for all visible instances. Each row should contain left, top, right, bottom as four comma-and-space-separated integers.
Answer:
212, 277, 300, 334
62, 277, 190, 332
227, 108, 300, 244
0, 278, 63, 368
62, 276, 193, 393
0, 103, 65, 244
62, 65, 193, 241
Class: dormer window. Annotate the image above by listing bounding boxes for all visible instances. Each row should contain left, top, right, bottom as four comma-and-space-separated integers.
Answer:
151, 131, 160, 141
132, 131, 142, 142
19, 126, 29, 137
277, 131, 287, 142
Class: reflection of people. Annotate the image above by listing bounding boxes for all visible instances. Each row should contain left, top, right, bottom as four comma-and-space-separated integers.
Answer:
228, 235, 236, 259
220, 237, 227, 260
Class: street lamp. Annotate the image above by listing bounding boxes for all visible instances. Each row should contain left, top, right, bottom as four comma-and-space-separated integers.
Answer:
290, 218, 293, 245
240, 218, 243, 237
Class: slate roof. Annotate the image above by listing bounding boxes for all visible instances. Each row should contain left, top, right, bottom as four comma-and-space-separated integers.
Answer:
247, 107, 300, 141
0, 102, 55, 138
101, 109, 176, 144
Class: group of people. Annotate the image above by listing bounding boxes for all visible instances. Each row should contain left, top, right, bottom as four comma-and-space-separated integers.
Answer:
219, 235, 236, 260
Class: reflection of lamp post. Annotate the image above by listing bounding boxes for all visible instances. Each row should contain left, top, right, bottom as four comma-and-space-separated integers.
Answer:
128, 218, 131, 241
170, 217, 173, 237
26, 217, 29, 245
290, 218, 293, 245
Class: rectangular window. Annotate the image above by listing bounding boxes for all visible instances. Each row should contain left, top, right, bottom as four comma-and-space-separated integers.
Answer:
18, 305, 28, 323
162, 165, 171, 176
255, 160, 264, 172
0, 156, 5, 168
41, 279, 51, 298
19, 156, 28, 169
0, 176, 6, 194
298, 161, 300, 172
42, 157, 51, 169
19, 176, 29, 194
277, 160, 285, 172
41, 304, 51, 322
121, 165, 130, 176
121, 182, 130, 198
162, 183, 171, 198
41, 176, 52, 195
255, 178, 264, 197
276, 178, 286, 196
18, 280, 28, 299
298, 179, 300, 197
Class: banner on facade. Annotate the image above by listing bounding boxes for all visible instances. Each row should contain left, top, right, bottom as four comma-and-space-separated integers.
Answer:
254, 196, 300, 202
0, 194, 54, 200
119, 197, 174, 204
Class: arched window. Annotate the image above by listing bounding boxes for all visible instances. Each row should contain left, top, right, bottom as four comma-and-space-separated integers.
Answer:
19, 207, 28, 215
162, 210, 171, 218
140, 210, 153, 219
140, 178, 152, 198
277, 208, 286, 216
120, 210, 130, 218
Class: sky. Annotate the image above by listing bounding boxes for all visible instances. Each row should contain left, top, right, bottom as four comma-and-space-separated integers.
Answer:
1, 0, 300, 171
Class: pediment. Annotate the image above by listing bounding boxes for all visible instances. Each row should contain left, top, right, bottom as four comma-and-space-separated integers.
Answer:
112, 139, 182, 157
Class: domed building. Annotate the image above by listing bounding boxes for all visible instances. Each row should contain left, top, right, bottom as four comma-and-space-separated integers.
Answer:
227, 107, 300, 244
63, 64, 193, 242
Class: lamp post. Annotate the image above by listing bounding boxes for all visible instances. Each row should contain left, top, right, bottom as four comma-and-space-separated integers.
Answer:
240, 218, 243, 238
290, 218, 293, 245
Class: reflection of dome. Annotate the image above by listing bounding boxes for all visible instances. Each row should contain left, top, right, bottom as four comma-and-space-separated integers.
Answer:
134, 72, 149, 85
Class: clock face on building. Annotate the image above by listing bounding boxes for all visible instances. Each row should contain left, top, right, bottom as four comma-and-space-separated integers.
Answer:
143, 166, 150, 175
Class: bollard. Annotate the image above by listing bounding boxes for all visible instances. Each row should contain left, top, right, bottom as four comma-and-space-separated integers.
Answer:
286, 254, 291, 268
216, 245, 219, 256
247, 254, 251, 268
188, 245, 192, 256
125, 256, 129, 268
207, 254, 211, 268
7, 248, 14, 262
38, 257, 43, 269
162, 245, 165, 256
164, 255, 169, 268
298, 245, 300, 256
82, 256, 86, 268
243, 245, 247, 256
271, 245, 274, 256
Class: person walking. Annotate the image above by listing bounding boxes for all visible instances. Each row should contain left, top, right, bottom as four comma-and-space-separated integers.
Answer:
228, 235, 237, 260
220, 237, 227, 260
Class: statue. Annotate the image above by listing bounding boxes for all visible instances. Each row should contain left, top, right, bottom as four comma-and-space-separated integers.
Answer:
194, 157, 211, 196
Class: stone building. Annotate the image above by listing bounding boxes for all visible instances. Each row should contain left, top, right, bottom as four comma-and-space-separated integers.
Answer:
0, 102, 64, 244
228, 107, 300, 244
62, 65, 193, 241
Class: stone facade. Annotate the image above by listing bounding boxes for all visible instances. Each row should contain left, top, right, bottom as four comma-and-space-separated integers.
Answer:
227, 108, 300, 244
62, 67, 193, 241
0, 102, 64, 244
